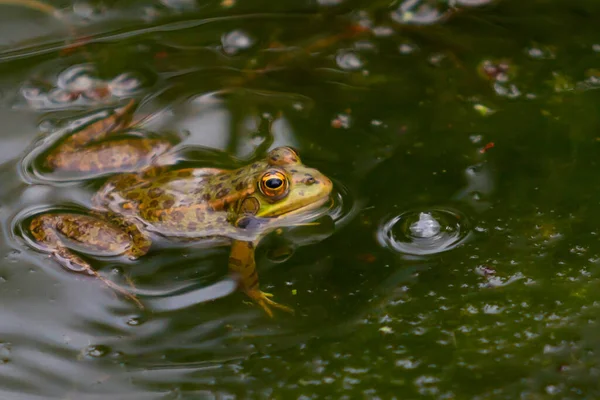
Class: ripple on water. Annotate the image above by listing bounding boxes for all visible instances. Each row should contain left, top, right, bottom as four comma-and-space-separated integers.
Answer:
16, 63, 155, 111
377, 207, 472, 256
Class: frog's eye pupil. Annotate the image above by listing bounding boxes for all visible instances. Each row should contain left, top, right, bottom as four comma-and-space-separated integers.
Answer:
259, 171, 288, 200
266, 178, 283, 189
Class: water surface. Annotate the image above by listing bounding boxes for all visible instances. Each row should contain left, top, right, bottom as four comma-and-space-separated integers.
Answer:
0, 0, 600, 398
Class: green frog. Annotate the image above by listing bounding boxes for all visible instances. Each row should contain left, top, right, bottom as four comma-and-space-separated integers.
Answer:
26, 100, 333, 317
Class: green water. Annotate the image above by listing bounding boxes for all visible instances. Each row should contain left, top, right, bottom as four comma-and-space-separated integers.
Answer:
0, 0, 600, 398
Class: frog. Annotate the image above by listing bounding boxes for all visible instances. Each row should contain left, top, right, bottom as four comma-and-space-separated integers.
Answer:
26, 100, 333, 317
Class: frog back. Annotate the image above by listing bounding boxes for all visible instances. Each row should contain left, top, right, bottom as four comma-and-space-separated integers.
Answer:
93, 165, 261, 238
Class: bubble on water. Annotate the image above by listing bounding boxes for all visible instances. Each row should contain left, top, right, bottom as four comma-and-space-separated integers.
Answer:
83, 345, 110, 358
108, 72, 143, 97
399, 43, 418, 54
409, 212, 441, 238
47, 88, 76, 104
336, 51, 363, 71
57, 64, 100, 91
0, 342, 11, 364
126, 316, 145, 326
73, 0, 106, 19
391, 0, 448, 25
222, 30, 254, 55
378, 207, 472, 255
21, 87, 43, 101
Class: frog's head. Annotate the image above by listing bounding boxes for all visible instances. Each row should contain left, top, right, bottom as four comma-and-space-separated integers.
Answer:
237, 147, 333, 221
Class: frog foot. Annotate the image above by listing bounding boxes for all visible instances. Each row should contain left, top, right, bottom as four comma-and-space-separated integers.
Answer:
246, 289, 294, 318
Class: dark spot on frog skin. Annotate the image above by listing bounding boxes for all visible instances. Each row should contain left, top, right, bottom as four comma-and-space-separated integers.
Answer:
252, 163, 260, 169
215, 183, 224, 190
202, 193, 211, 201
149, 199, 159, 208
216, 188, 230, 199
195, 208, 205, 222
219, 175, 228, 182
171, 211, 184, 221
148, 188, 164, 199
236, 182, 246, 191
162, 199, 175, 209
187, 222, 198, 230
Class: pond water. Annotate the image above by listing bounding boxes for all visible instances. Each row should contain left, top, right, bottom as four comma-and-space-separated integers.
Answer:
0, 0, 600, 398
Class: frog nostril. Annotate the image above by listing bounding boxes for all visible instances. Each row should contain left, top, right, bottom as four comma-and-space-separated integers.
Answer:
304, 176, 316, 185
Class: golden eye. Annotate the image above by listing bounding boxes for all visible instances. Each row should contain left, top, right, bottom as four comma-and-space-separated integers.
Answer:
259, 170, 289, 200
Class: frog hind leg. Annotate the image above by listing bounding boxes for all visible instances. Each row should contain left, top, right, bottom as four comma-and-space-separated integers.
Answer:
45, 100, 174, 174
228, 240, 293, 317
29, 213, 148, 309
46, 137, 173, 174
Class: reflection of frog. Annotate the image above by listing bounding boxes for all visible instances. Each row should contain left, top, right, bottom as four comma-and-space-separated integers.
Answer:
27, 101, 333, 317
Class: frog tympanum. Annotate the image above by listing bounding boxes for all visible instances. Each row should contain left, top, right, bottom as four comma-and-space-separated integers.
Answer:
26, 100, 333, 317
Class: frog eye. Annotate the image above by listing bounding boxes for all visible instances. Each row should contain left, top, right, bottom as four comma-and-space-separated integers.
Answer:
259, 170, 289, 200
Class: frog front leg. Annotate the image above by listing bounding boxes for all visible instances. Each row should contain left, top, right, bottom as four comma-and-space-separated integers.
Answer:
228, 240, 293, 317
29, 213, 152, 308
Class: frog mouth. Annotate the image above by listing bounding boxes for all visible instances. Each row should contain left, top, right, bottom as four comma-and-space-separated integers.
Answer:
264, 196, 331, 220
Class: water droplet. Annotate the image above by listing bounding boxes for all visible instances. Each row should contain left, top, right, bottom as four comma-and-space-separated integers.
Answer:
391, 0, 448, 25
398, 43, 418, 54
222, 30, 254, 55
57, 64, 100, 91
409, 212, 441, 238
83, 345, 110, 358
21, 86, 43, 101
372, 26, 394, 37
126, 316, 145, 326
108, 73, 143, 97
73, 0, 105, 19
378, 207, 472, 255
336, 51, 363, 71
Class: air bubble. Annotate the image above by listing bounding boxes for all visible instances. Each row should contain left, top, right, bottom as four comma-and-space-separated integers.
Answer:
378, 207, 472, 255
